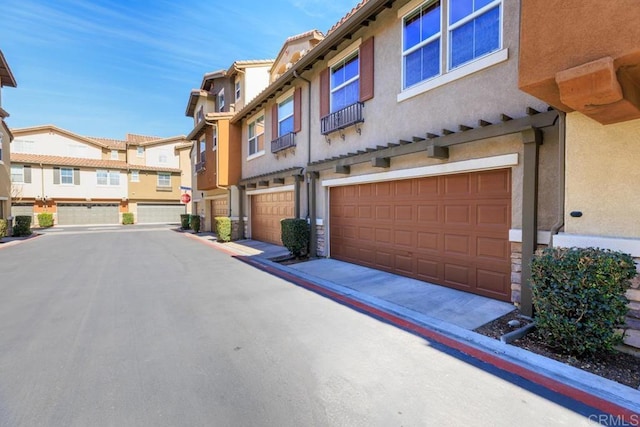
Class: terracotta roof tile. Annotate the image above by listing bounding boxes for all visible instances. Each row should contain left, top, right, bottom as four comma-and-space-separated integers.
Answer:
126, 133, 163, 143
11, 153, 181, 173
326, 0, 369, 35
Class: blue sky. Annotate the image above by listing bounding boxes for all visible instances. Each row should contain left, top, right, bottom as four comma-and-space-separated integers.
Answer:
0, 0, 359, 140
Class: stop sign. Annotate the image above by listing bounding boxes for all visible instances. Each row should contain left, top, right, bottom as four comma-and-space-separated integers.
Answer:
181, 193, 191, 203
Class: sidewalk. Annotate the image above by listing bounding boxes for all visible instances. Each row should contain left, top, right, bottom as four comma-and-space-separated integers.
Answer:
185, 231, 640, 420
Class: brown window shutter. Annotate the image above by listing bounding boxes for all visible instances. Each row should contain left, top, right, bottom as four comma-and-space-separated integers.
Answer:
74, 168, 80, 185
319, 67, 330, 118
271, 103, 278, 138
53, 167, 60, 185
24, 165, 32, 184
360, 36, 374, 102
293, 87, 302, 133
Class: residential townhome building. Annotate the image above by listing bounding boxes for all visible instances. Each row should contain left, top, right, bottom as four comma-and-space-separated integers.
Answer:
185, 60, 273, 234
0, 50, 17, 223
234, 0, 560, 312
10, 125, 189, 225
518, 0, 640, 349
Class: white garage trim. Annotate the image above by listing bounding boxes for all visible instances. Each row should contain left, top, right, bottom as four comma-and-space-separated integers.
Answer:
322, 153, 519, 187
246, 184, 295, 196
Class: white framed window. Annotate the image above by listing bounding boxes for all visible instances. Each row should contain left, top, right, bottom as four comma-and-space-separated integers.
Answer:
197, 105, 204, 123
137, 146, 144, 157
212, 126, 218, 150
199, 137, 206, 162
248, 115, 265, 157
218, 89, 225, 111
11, 165, 24, 183
131, 170, 139, 182
402, 0, 502, 90
235, 81, 241, 101
61, 168, 74, 185
157, 172, 171, 187
97, 170, 120, 186
278, 96, 294, 136
159, 153, 168, 164
331, 52, 360, 112
111, 150, 119, 160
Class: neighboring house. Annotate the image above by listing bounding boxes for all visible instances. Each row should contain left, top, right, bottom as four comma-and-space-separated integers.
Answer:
518, 0, 640, 348
233, 0, 557, 310
185, 60, 273, 233
0, 50, 17, 224
10, 125, 189, 225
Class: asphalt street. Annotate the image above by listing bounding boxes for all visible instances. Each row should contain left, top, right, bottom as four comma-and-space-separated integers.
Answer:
0, 226, 604, 426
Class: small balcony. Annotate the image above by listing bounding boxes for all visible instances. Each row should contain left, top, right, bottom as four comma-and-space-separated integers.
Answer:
321, 102, 364, 135
195, 161, 206, 173
271, 132, 296, 153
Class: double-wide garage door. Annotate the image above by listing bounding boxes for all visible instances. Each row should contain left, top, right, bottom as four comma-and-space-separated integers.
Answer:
57, 203, 119, 225
137, 204, 185, 224
330, 169, 511, 301
251, 191, 294, 245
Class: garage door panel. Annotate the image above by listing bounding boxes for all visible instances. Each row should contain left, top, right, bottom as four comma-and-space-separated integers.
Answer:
212, 199, 228, 217
251, 191, 294, 246
477, 269, 509, 296
137, 204, 186, 224
58, 204, 119, 225
330, 169, 511, 301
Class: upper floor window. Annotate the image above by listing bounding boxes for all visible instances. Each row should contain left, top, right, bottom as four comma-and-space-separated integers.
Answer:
218, 89, 225, 112
131, 170, 140, 182
248, 115, 265, 156
61, 168, 74, 185
212, 126, 218, 150
157, 172, 171, 187
158, 153, 168, 164
199, 138, 206, 162
97, 169, 120, 186
197, 105, 204, 123
11, 165, 24, 183
402, 0, 501, 89
137, 146, 144, 157
235, 81, 241, 101
278, 96, 294, 136
110, 150, 119, 160
331, 52, 360, 112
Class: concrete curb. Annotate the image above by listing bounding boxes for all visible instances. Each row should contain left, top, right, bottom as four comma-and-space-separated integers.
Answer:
237, 255, 640, 419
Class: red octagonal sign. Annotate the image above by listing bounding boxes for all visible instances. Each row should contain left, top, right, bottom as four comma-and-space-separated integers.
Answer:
181, 193, 191, 203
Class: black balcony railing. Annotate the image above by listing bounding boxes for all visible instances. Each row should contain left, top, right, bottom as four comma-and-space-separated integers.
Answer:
271, 132, 296, 153
320, 102, 364, 135
195, 161, 205, 173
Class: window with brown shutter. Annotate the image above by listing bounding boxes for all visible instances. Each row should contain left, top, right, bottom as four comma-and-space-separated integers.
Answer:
294, 87, 302, 133
271, 103, 278, 140
319, 68, 330, 119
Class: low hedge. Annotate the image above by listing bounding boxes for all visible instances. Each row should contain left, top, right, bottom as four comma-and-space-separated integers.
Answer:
190, 214, 201, 233
281, 218, 309, 258
530, 247, 636, 356
122, 212, 134, 225
37, 213, 54, 228
0, 219, 7, 238
180, 214, 191, 230
13, 215, 32, 237
215, 217, 231, 242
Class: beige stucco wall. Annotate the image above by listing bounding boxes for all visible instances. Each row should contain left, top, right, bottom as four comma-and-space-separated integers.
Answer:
128, 170, 181, 200
0, 123, 11, 218
565, 112, 640, 238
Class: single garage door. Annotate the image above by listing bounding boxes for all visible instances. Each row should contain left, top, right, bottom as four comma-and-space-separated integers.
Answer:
330, 169, 511, 301
251, 191, 294, 245
11, 204, 34, 218
57, 203, 119, 225
137, 204, 185, 224
211, 198, 228, 217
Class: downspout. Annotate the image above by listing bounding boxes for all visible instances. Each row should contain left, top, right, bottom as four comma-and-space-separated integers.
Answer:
293, 69, 317, 257
548, 111, 566, 247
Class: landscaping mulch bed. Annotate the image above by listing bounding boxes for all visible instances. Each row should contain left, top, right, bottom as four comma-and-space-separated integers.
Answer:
475, 310, 640, 389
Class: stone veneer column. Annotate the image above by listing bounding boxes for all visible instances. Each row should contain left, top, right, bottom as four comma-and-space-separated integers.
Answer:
315, 224, 326, 257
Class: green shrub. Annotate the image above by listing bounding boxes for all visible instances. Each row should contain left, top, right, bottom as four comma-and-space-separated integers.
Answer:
122, 212, 134, 225
13, 215, 32, 237
180, 214, 191, 230
37, 213, 54, 228
281, 218, 309, 258
530, 247, 636, 356
190, 214, 201, 233
0, 219, 7, 238
215, 217, 231, 242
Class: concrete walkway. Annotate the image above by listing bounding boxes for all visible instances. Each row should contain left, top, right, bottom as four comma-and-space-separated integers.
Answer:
183, 232, 640, 419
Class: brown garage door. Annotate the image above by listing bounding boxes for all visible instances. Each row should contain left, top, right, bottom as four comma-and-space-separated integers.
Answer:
211, 198, 228, 217
251, 191, 295, 245
330, 169, 511, 301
